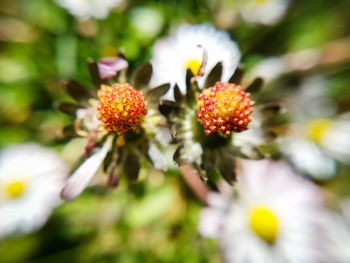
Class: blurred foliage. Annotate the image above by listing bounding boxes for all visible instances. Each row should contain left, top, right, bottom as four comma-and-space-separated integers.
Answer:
0, 0, 350, 262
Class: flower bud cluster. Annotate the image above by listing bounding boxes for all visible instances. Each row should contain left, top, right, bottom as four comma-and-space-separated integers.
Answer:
97, 84, 147, 136
196, 82, 254, 136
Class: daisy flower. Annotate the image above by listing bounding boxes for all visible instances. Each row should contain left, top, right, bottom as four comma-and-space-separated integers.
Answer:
325, 199, 350, 263
0, 143, 68, 239
160, 65, 281, 184
282, 116, 350, 180
55, 0, 123, 20
239, 0, 291, 25
57, 59, 169, 201
150, 23, 241, 101
199, 159, 327, 263
280, 76, 350, 180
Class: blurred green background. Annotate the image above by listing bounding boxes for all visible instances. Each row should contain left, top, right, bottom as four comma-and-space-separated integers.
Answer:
1, 0, 350, 262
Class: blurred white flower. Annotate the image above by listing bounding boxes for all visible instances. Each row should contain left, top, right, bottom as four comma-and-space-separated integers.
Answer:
240, 0, 291, 25
324, 199, 350, 263
319, 118, 350, 163
0, 143, 68, 239
289, 76, 337, 122
283, 117, 350, 179
199, 159, 327, 263
251, 57, 285, 83
55, 0, 123, 20
282, 138, 337, 180
151, 23, 241, 101
281, 76, 350, 180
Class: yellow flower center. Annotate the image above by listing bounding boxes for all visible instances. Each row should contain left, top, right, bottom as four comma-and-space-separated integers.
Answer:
6, 181, 26, 199
307, 118, 333, 145
185, 57, 203, 76
249, 206, 279, 243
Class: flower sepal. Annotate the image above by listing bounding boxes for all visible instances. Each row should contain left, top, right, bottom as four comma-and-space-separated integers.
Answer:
57, 57, 170, 200
159, 62, 280, 185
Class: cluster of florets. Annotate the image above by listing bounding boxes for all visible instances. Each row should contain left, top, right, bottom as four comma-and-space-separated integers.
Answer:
97, 83, 148, 136
196, 82, 254, 136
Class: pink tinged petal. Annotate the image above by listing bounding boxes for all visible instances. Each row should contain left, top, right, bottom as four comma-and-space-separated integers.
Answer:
60, 136, 113, 201
97, 57, 129, 79
207, 192, 229, 209
198, 207, 224, 238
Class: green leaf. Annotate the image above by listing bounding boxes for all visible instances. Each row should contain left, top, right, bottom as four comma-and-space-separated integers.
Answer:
159, 102, 177, 118
261, 130, 277, 142
58, 124, 78, 139
131, 62, 153, 89
258, 103, 284, 126
204, 62, 222, 89
103, 150, 114, 172
173, 84, 183, 104
55, 102, 80, 116
173, 145, 183, 166
146, 84, 170, 103
217, 154, 236, 185
229, 66, 244, 84
124, 151, 141, 181
185, 69, 196, 105
259, 103, 282, 113
245, 77, 264, 97
64, 80, 96, 106
87, 60, 106, 88
240, 145, 265, 160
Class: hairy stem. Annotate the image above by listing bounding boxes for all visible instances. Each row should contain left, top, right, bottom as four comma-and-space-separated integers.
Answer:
179, 164, 211, 204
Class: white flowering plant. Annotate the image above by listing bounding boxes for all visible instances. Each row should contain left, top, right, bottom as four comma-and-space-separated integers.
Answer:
1, 0, 350, 263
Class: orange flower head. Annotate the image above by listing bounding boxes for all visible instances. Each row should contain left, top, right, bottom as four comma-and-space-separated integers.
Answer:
196, 82, 254, 136
97, 83, 147, 136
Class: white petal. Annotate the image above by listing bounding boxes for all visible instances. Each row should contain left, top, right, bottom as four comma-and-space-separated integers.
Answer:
181, 142, 203, 164
61, 136, 113, 201
0, 143, 68, 238
55, 0, 123, 20
155, 127, 172, 146
217, 159, 326, 263
322, 120, 350, 163
151, 23, 241, 93
282, 138, 336, 180
240, 0, 290, 25
148, 143, 168, 171
198, 207, 224, 238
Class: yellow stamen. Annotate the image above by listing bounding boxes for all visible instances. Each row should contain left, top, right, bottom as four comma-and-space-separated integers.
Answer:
249, 206, 279, 243
6, 181, 26, 199
307, 118, 333, 145
185, 58, 202, 76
